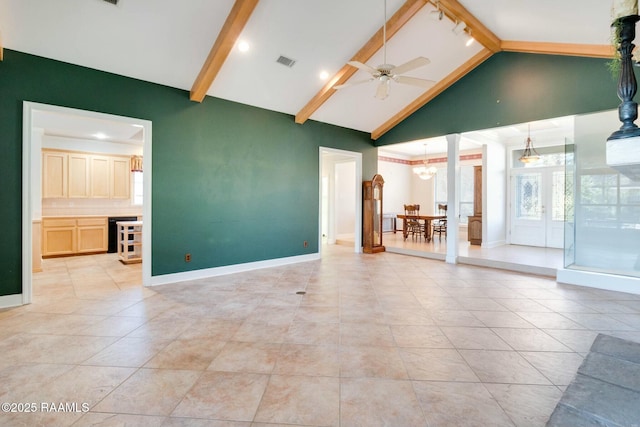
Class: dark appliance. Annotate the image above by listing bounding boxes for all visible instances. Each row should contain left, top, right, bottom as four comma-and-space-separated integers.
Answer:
108, 216, 138, 253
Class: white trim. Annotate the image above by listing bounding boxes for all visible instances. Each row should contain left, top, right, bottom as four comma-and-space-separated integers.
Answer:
319, 147, 363, 255
0, 294, 24, 309
22, 102, 153, 305
149, 253, 320, 287
481, 239, 507, 249
557, 268, 640, 296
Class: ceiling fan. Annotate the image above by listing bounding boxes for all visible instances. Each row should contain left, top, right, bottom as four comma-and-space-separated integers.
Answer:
333, 0, 434, 100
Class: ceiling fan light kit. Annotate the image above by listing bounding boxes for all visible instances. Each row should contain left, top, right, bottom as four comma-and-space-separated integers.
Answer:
333, 0, 434, 99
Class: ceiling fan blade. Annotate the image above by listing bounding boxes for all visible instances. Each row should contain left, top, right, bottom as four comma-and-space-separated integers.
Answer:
375, 79, 390, 100
333, 78, 373, 89
391, 56, 430, 75
347, 61, 379, 75
394, 75, 435, 88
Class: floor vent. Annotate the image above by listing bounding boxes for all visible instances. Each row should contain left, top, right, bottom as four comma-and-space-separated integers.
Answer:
276, 55, 296, 68
102, 0, 119, 5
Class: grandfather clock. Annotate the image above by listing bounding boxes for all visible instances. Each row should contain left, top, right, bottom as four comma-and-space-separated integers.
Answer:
363, 174, 385, 253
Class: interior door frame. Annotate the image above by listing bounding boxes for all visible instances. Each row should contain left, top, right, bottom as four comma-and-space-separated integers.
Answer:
22, 102, 153, 304
319, 147, 362, 255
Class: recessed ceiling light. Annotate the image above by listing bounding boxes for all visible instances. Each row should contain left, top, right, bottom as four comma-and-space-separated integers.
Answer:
238, 40, 250, 53
319, 70, 329, 81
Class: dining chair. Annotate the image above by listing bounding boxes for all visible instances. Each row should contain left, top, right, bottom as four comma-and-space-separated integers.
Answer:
403, 204, 424, 240
432, 204, 447, 241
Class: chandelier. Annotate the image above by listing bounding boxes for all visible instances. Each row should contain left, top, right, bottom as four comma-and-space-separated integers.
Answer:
519, 124, 540, 164
413, 144, 438, 180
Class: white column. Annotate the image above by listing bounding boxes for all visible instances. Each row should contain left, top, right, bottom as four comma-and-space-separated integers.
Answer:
445, 134, 461, 264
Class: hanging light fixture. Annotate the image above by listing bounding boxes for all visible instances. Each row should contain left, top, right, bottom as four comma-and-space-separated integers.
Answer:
519, 124, 540, 164
413, 144, 438, 180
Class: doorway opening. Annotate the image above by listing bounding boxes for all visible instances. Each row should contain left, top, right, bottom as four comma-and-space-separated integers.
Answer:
22, 102, 152, 305
319, 147, 362, 255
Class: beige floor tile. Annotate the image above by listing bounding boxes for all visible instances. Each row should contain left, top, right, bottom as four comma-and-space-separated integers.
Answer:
519, 351, 585, 386
254, 375, 339, 426
340, 377, 426, 427
459, 350, 552, 384
72, 413, 166, 426
390, 325, 454, 348
171, 371, 269, 421
83, 336, 171, 367
440, 326, 512, 350
284, 321, 340, 346
485, 383, 563, 427
340, 345, 408, 379
4, 246, 640, 425
232, 321, 290, 343
413, 381, 514, 427
274, 343, 339, 377
207, 341, 281, 374
93, 368, 201, 416
399, 348, 480, 382
492, 328, 572, 352
340, 323, 395, 347
145, 338, 227, 370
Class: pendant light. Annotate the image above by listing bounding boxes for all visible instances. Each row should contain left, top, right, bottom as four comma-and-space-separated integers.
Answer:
519, 124, 540, 164
413, 144, 438, 180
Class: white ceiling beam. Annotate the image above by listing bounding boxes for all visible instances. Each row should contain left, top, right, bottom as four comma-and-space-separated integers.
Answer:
190, 0, 260, 103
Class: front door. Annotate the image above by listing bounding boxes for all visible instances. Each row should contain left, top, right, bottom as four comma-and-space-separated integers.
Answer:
511, 167, 565, 248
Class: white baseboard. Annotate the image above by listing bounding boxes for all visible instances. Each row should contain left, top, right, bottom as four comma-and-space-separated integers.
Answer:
557, 268, 640, 295
149, 253, 321, 287
0, 293, 24, 309
481, 240, 506, 249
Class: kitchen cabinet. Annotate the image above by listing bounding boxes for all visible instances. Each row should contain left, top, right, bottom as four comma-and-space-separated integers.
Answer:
110, 157, 131, 199
90, 155, 110, 198
77, 217, 108, 253
42, 151, 68, 198
68, 153, 90, 198
42, 218, 77, 256
42, 149, 131, 200
42, 216, 107, 257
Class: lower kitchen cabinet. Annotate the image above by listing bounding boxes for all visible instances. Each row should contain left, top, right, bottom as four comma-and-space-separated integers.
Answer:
42, 216, 107, 257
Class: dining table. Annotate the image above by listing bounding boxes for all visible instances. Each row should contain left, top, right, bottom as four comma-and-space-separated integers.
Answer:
396, 214, 447, 242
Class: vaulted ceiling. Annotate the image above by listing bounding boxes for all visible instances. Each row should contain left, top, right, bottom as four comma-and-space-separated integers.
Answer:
0, 0, 614, 142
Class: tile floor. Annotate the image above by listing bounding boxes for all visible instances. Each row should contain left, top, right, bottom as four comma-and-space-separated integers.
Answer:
2, 246, 640, 426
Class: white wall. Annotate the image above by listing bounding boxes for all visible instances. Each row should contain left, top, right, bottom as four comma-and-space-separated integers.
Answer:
377, 157, 412, 215
483, 143, 507, 247
335, 161, 356, 238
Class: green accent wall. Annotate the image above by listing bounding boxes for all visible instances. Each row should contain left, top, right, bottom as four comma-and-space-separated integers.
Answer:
0, 49, 377, 296
376, 52, 622, 146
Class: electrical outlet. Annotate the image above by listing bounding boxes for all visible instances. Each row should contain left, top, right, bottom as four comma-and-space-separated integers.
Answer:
303, 241, 308, 248
185, 253, 191, 262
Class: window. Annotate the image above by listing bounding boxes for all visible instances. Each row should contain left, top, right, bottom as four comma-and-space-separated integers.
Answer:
132, 171, 143, 205
434, 165, 475, 224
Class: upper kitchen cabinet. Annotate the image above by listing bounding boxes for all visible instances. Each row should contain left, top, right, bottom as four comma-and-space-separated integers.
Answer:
42, 151, 68, 198
110, 157, 130, 199
42, 149, 131, 200
68, 153, 90, 198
